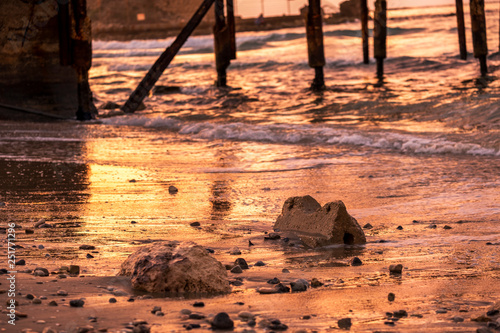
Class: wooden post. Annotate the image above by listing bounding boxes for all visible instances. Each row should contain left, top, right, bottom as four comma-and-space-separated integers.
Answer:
373, 0, 387, 81
213, 0, 232, 87
361, 0, 369, 64
455, 0, 467, 60
71, 0, 97, 120
470, 0, 488, 76
57, 0, 72, 66
121, 0, 215, 113
306, 0, 325, 90
226, 0, 237, 60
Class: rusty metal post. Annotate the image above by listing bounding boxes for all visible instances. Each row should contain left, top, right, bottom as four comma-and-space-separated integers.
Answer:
306, 0, 325, 90
455, 0, 467, 60
122, 0, 215, 113
470, 0, 488, 76
213, 0, 231, 87
361, 0, 369, 64
373, 0, 387, 81
71, 0, 97, 120
227, 0, 237, 59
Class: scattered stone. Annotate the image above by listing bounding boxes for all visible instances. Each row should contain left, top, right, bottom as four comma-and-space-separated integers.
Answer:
238, 311, 255, 321
69, 265, 80, 275
351, 257, 363, 266
363, 223, 373, 229
206, 248, 215, 254
69, 299, 85, 307
57, 290, 68, 296
100, 101, 121, 109
26, 293, 35, 300
436, 309, 448, 314
443, 225, 452, 230
180, 309, 192, 315
265, 232, 281, 240
151, 306, 162, 314
112, 289, 128, 296
282, 268, 290, 273
36, 320, 46, 324
257, 287, 278, 294
189, 313, 205, 320
25, 228, 34, 234
58, 274, 67, 279
229, 247, 241, 255
48, 300, 58, 306
268, 319, 288, 331
234, 258, 249, 269
168, 186, 178, 194
230, 265, 243, 274
34, 268, 49, 277
34, 219, 46, 228
274, 283, 290, 293
248, 240, 254, 246
127, 297, 135, 302
267, 277, 280, 284
193, 302, 204, 308
184, 323, 201, 330
428, 224, 437, 229
38, 245, 45, 249
472, 315, 492, 322
119, 241, 231, 294
338, 318, 352, 330
254, 261, 265, 266
190, 222, 201, 227
79, 245, 96, 250
311, 278, 323, 288
290, 279, 308, 292
384, 321, 395, 326
389, 264, 403, 275
393, 310, 408, 318
211, 312, 234, 330
388, 293, 395, 302
89, 316, 97, 322
109, 298, 117, 303
42, 327, 57, 333
76, 325, 96, 333
32, 298, 42, 304
302, 315, 311, 320
86, 253, 95, 259
452, 316, 464, 322
152, 85, 181, 95
155, 311, 164, 317
273, 196, 366, 247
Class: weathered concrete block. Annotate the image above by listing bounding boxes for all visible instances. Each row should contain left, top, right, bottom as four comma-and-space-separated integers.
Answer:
119, 241, 231, 295
274, 196, 366, 247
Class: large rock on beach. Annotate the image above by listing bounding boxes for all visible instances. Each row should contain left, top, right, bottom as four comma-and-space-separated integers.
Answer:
119, 241, 231, 294
274, 196, 366, 247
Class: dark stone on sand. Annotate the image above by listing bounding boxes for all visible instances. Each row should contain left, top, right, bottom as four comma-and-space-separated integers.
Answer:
268, 319, 288, 331
351, 257, 362, 266
311, 278, 324, 288
70, 299, 85, 307
193, 301, 205, 307
26, 293, 35, 300
282, 268, 290, 273
16, 259, 25, 266
25, 228, 34, 234
100, 101, 121, 109
338, 318, 352, 330
131, 221, 137, 224
477, 328, 493, 333
133, 325, 151, 333
255, 261, 265, 266
76, 326, 95, 333
152, 85, 181, 95
396, 226, 403, 230
151, 306, 161, 313
86, 253, 95, 259
184, 323, 201, 330
128, 297, 135, 302
190, 222, 201, 227
168, 186, 178, 194
472, 315, 493, 322
384, 321, 395, 326
275, 283, 290, 293
388, 293, 395, 302
389, 264, 403, 275
274, 196, 366, 247
248, 240, 254, 246
436, 309, 448, 314
79, 245, 96, 250
393, 310, 408, 318
230, 265, 243, 274
48, 300, 58, 306
211, 312, 234, 330
34, 268, 49, 277
206, 248, 215, 253
452, 316, 464, 322
363, 223, 373, 229
189, 313, 205, 320
428, 224, 437, 229
231, 280, 243, 286
229, 247, 241, 255
265, 232, 281, 240
267, 277, 280, 284
290, 279, 308, 292
109, 298, 117, 303
0, 269, 7, 274
69, 265, 80, 275
234, 258, 249, 269
487, 309, 499, 317
443, 225, 452, 229
302, 315, 311, 320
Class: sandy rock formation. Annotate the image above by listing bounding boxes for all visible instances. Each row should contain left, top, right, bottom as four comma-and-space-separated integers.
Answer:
274, 195, 366, 247
119, 241, 231, 294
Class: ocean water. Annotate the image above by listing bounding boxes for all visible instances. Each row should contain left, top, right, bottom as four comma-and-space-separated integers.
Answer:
1, 4, 499, 270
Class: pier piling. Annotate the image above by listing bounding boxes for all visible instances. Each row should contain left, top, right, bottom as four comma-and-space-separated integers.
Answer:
455, 0, 467, 60
306, 0, 326, 90
121, 0, 215, 113
373, 0, 387, 81
227, 0, 237, 60
214, 0, 232, 87
470, 0, 488, 76
361, 0, 369, 64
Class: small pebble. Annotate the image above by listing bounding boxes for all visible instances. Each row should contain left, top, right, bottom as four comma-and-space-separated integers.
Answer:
452, 316, 464, 322
389, 264, 403, 275
436, 309, 448, 314
311, 278, 323, 288
151, 306, 161, 313
79, 245, 96, 250
168, 186, 178, 194
254, 261, 265, 266
16, 259, 26, 266
193, 301, 204, 307
388, 293, 395, 302
86, 253, 94, 259
363, 223, 373, 229
230, 265, 243, 274
57, 290, 68, 296
190, 222, 200, 227
351, 257, 363, 266
25, 228, 35, 234
26, 293, 35, 300
338, 318, 352, 330
234, 258, 249, 269
282, 268, 290, 273
267, 277, 280, 284
211, 312, 234, 330
48, 300, 58, 306
33, 298, 42, 304
229, 247, 241, 255
109, 298, 117, 303
70, 299, 85, 307
443, 225, 452, 229
396, 226, 403, 230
